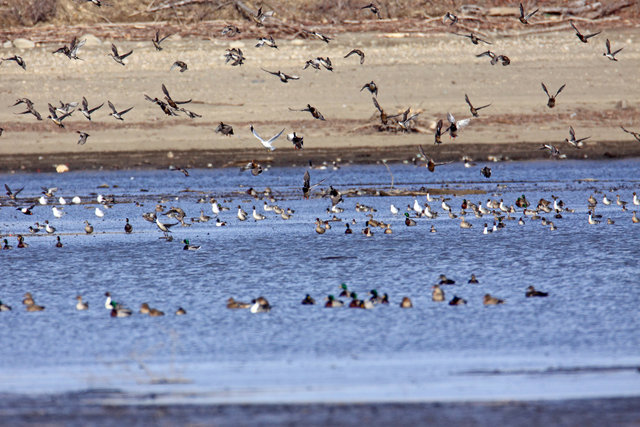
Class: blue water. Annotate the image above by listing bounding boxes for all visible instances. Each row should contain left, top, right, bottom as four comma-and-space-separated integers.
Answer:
1, 159, 639, 401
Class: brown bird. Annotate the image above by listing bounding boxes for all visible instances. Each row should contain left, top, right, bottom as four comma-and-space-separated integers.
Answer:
360, 81, 378, 96
13, 98, 42, 120
289, 104, 325, 120
262, 68, 300, 83
418, 145, 452, 172
344, 49, 365, 64
456, 32, 491, 45
216, 122, 234, 136
434, 119, 444, 145
541, 82, 566, 108
464, 94, 491, 117
152, 29, 171, 51
241, 160, 263, 176
361, 3, 381, 19
518, 3, 538, 24
170, 60, 188, 72
570, 21, 601, 43
2, 55, 26, 70
162, 84, 191, 109
108, 43, 133, 66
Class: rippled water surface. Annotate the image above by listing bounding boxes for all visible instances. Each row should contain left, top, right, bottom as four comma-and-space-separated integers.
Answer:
1, 159, 639, 402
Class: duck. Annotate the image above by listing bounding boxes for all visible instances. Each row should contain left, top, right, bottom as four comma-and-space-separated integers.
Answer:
541, 82, 566, 108
525, 286, 548, 297
633, 211, 640, 223
250, 297, 271, 313
390, 204, 399, 215
0, 300, 12, 311
315, 218, 326, 234
108, 43, 133, 65
149, 307, 165, 317
23, 292, 35, 306
124, 218, 133, 233
17, 235, 28, 248
348, 293, 362, 308
570, 21, 601, 43
384, 225, 393, 234
432, 285, 445, 302
468, 274, 479, 284
602, 195, 612, 205
339, 283, 352, 298
252, 206, 266, 221
107, 100, 134, 120
175, 307, 187, 315
26, 301, 45, 312
400, 297, 413, 308
237, 206, 248, 221
344, 48, 365, 64
633, 193, 640, 206
3, 239, 12, 250
439, 274, 455, 285
139, 303, 151, 314
301, 294, 316, 305
104, 292, 125, 310
359, 299, 374, 310
369, 289, 384, 304
227, 297, 251, 309
325, 295, 344, 308
464, 94, 491, 117
482, 223, 492, 234
430, 225, 437, 233
404, 213, 417, 226
345, 223, 353, 234
448, 296, 467, 306
518, 3, 538, 24
75, 295, 89, 310
111, 304, 132, 317
588, 213, 601, 225
216, 219, 228, 227
55, 236, 63, 248
182, 239, 200, 251
483, 294, 505, 305
460, 218, 472, 228
362, 227, 373, 237
84, 220, 94, 234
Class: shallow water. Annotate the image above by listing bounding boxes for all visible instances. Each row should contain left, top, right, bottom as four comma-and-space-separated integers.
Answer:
1, 159, 639, 402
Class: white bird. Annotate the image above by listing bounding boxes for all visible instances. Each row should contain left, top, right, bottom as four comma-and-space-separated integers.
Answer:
38, 195, 48, 205
44, 221, 56, 234
95, 207, 104, 217
52, 206, 65, 218
426, 192, 434, 202
446, 112, 471, 138
390, 204, 399, 215
237, 206, 247, 221
72, 196, 81, 204
250, 125, 285, 151
58, 197, 66, 205
483, 223, 492, 234
412, 199, 422, 214
441, 200, 451, 212
588, 213, 601, 225
633, 192, 640, 206
211, 201, 220, 215
603, 195, 612, 205
97, 194, 105, 204
252, 206, 266, 221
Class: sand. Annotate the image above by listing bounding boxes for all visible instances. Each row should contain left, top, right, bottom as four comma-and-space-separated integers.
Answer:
0, 27, 638, 173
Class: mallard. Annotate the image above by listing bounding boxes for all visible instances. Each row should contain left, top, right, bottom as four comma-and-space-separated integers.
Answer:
348, 293, 362, 308
76, 295, 89, 310
301, 294, 316, 305
483, 294, 504, 305
339, 283, 352, 298
111, 304, 132, 317
175, 307, 187, 315
468, 274, 479, 284
369, 289, 384, 304
17, 235, 28, 248
227, 297, 251, 309
183, 239, 200, 251
432, 285, 444, 302
404, 213, 416, 226
3, 239, 12, 249
325, 295, 344, 307
400, 297, 413, 308
526, 286, 548, 297
464, 94, 491, 117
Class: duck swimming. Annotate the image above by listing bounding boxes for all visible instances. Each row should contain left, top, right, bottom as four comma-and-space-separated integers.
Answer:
525, 286, 548, 297
325, 295, 344, 308
76, 295, 89, 310
400, 297, 413, 308
432, 285, 445, 302
483, 294, 505, 305
227, 297, 251, 309
301, 294, 316, 305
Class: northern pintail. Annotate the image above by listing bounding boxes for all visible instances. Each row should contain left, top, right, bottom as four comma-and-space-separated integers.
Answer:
526, 286, 548, 297
518, 3, 538, 24
227, 297, 251, 309
432, 285, 445, 302
108, 43, 133, 65
570, 21, 601, 43
541, 82, 565, 108
250, 297, 271, 313
464, 94, 491, 117
483, 294, 504, 305
76, 295, 89, 310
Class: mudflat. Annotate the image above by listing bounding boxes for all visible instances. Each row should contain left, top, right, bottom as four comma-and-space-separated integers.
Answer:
0, 27, 639, 172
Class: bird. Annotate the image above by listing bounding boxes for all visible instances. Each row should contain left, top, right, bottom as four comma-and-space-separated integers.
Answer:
252, 206, 266, 221
465, 94, 491, 117
162, 84, 192, 109
152, 29, 171, 51
250, 125, 285, 151
476, 50, 509, 66
227, 297, 251, 309
255, 36, 277, 48
621, 127, 640, 142
481, 166, 492, 178
442, 12, 457, 25
76, 131, 90, 145
5, 184, 24, 200
107, 101, 134, 120
400, 297, 413, 308
483, 294, 504, 305
2, 55, 26, 70
325, 295, 344, 308
215, 122, 234, 136
287, 132, 304, 149
224, 48, 244, 66
250, 297, 271, 313
84, 220, 94, 234
456, 32, 491, 45
360, 81, 378, 96
361, 3, 381, 18
541, 82, 566, 108
108, 43, 133, 65
176, 307, 187, 315
432, 285, 445, 302
570, 21, 601, 43
438, 274, 456, 285
76, 296, 89, 310
289, 104, 325, 121
565, 126, 590, 148
170, 60, 188, 72
433, 119, 445, 145
301, 294, 316, 305
95, 207, 105, 218
47, 104, 72, 128
14, 98, 42, 121
303, 29, 332, 43
237, 206, 248, 221
221, 25, 241, 37
468, 274, 479, 284
344, 49, 365, 64
182, 239, 200, 251
449, 296, 467, 306
155, 217, 177, 234
525, 286, 548, 297
417, 145, 452, 172
603, 39, 623, 61
124, 218, 133, 233
79, 97, 103, 120
2, 239, 12, 250
540, 144, 561, 157
0, 300, 12, 311
52, 37, 86, 60
518, 3, 538, 24
241, 160, 263, 176
261, 68, 300, 83
445, 113, 471, 138
315, 218, 326, 234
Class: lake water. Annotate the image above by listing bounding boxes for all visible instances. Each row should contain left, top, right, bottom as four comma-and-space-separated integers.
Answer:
1, 159, 639, 403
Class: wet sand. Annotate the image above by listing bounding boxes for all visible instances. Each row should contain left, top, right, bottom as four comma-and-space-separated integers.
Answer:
0, 28, 639, 172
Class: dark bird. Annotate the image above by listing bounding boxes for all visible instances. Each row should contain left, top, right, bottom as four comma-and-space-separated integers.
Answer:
0, 128, 3, 136
456, 32, 491, 45
169, 165, 190, 176
540, 144, 561, 157
79, 97, 103, 120
301, 294, 316, 305
144, 94, 177, 116
418, 145, 452, 172
289, 104, 325, 120
442, 12, 457, 25
124, 218, 133, 234
481, 166, 492, 178
360, 81, 378, 96
519, 3, 538, 24
434, 119, 444, 145
152, 29, 171, 51
445, 113, 471, 138
303, 58, 321, 70
371, 97, 397, 125
361, 3, 381, 19
302, 170, 326, 199
262, 68, 300, 83
162, 84, 192, 109
108, 43, 133, 66
2, 55, 26, 70
241, 160, 263, 176
52, 37, 85, 60
13, 98, 42, 120
107, 101, 134, 120
170, 60, 188, 72
47, 103, 72, 128
565, 126, 590, 148
570, 21, 601, 43
216, 122, 234, 136
254, 6, 274, 26
603, 39, 623, 61
255, 36, 277, 48
525, 285, 548, 297
344, 49, 365, 64
225, 48, 245, 66
621, 126, 640, 142
303, 29, 332, 43
464, 94, 491, 117
17, 204, 34, 215
5, 184, 24, 200
76, 131, 90, 145
541, 82, 565, 108
221, 25, 241, 37
287, 132, 304, 149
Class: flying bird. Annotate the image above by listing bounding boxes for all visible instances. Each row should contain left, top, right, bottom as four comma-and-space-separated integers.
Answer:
565, 126, 590, 148
418, 145, 452, 172
344, 49, 365, 64
456, 32, 491, 45
518, 3, 538, 24
262, 68, 300, 83
52, 37, 85, 60
302, 170, 326, 198
162, 84, 191, 109
255, 36, 277, 48
541, 82, 566, 108
570, 21, 601, 43
303, 29, 332, 43
108, 43, 133, 66
434, 119, 444, 144
540, 144, 561, 157
47, 103, 72, 128
152, 29, 171, 51
13, 98, 42, 120
603, 39, 623, 61
241, 160, 263, 176
361, 3, 381, 19
442, 12, 457, 25
445, 113, 471, 138
5, 184, 24, 200
289, 104, 325, 120
287, 132, 304, 149
464, 94, 491, 117
76, 131, 90, 145
216, 122, 234, 136
79, 97, 103, 120
250, 125, 285, 151
170, 60, 188, 72
360, 81, 378, 96
2, 55, 26, 70
107, 101, 134, 120
225, 48, 244, 66
620, 127, 640, 142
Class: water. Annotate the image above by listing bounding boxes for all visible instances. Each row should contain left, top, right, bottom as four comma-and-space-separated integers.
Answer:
1, 159, 639, 402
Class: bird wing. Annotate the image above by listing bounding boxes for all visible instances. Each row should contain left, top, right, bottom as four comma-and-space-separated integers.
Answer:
555, 84, 566, 97
569, 126, 575, 139
605, 39, 611, 53
111, 43, 119, 57
89, 103, 104, 114
612, 47, 623, 56
447, 112, 455, 124
108, 101, 118, 114
284, 73, 300, 80
464, 94, 473, 108
570, 21, 581, 35
266, 128, 285, 144
261, 68, 279, 76
585, 31, 601, 39
372, 97, 383, 113
118, 106, 134, 116
519, 3, 525, 18
541, 82, 550, 97
162, 83, 171, 99
457, 118, 471, 128
120, 49, 134, 59
526, 8, 538, 20
82, 96, 88, 110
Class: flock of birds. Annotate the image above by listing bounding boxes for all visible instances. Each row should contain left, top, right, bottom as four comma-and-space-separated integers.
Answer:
1, 3, 639, 318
